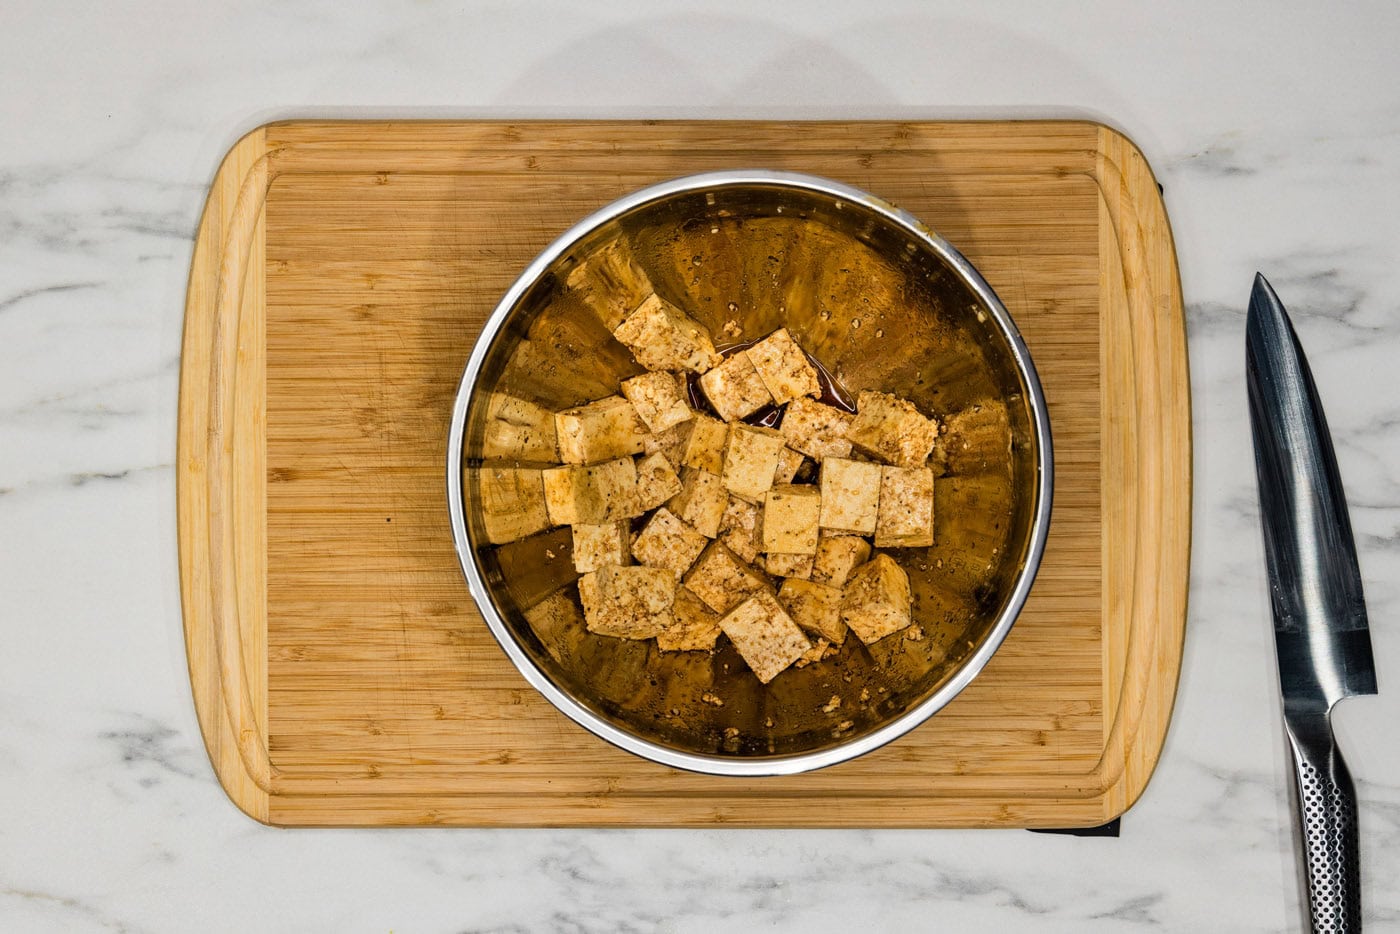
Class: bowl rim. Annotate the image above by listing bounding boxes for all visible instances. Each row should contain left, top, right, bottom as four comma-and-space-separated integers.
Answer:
445, 169, 1054, 776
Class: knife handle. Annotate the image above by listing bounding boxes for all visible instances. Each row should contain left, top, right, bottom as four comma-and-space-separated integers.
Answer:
1286, 713, 1362, 932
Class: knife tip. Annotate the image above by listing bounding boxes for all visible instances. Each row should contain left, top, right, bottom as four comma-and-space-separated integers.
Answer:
1248, 273, 1287, 330
1251, 273, 1278, 306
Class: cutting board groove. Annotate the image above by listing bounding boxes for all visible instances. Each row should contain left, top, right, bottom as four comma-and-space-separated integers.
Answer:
177, 120, 1189, 827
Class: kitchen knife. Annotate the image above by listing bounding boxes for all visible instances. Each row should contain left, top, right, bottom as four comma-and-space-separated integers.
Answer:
1246, 272, 1378, 933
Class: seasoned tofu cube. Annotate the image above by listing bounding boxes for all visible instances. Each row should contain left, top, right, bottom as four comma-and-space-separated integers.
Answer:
634, 451, 684, 511
874, 466, 935, 548
555, 395, 649, 465
697, 352, 773, 422
541, 466, 592, 526
481, 392, 559, 462
718, 496, 762, 564
746, 328, 820, 404
565, 238, 655, 332
643, 419, 693, 470
571, 521, 630, 573
474, 465, 552, 544
542, 457, 639, 525
818, 457, 882, 535
933, 400, 1011, 475
589, 457, 642, 519
722, 423, 786, 503
780, 397, 854, 460
666, 468, 728, 538
762, 484, 822, 555
683, 540, 769, 613
620, 370, 693, 433
764, 552, 814, 579
578, 565, 675, 639
613, 293, 722, 374
778, 578, 847, 643
718, 591, 812, 683
656, 585, 722, 652
847, 389, 939, 468
773, 446, 805, 484
810, 534, 872, 588
679, 413, 729, 473
631, 507, 708, 580
840, 554, 912, 644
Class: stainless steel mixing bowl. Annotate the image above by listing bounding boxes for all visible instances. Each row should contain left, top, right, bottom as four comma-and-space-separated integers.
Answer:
446, 170, 1052, 776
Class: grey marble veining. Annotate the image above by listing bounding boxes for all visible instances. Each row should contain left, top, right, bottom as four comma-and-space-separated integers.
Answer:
3, 2, 1400, 931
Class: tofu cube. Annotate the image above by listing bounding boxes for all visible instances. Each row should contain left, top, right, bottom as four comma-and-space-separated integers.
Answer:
718, 496, 762, 564
818, 457, 882, 535
589, 457, 642, 520
762, 484, 822, 555
631, 507, 708, 580
541, 466, 593, 526
481, 392, 559, 463
679, 413, 729, 473
840, 554, 912, 644
764, 552, 814, 579
722, 423, 786, 503
718, 591, 812, 683
773, 446, 805, 484
643, 419, 692, 470
475, 465, 552, 544
571, 521, 630, 573
542, 457, 639, 525
874, 466, 935, 548
613, 293, 722, 374
933, 400, 1011, 475
565, 238, 655, 332
555, 395, 649, 465
697, 352, 773, 422
656, 585, 722, 652
746, 328, 821, 404
561, 402, 634, 458
634, 451, 684, 512
578, 565, 675, 639
810, 534, 872, 588
780, 397, 854, 460
847, 389, 939, 468
666, 468, 728, 538
778, 578, 847, 643
683, 540, 769, 613
620, 370, 693, 433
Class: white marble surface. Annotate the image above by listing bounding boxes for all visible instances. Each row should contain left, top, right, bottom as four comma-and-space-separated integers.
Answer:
2, 1, 1399, 930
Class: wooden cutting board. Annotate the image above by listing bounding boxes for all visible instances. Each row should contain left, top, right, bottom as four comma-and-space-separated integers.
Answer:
178, 120, 1189, 828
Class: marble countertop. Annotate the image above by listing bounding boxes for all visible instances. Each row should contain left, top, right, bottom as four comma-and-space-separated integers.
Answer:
3, 2, 1399, 930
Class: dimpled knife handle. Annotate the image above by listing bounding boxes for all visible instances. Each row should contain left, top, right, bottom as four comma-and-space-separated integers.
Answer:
1288, 717, 1362, 933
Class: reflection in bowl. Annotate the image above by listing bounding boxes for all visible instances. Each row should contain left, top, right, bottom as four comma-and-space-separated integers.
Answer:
446, 171, 1051, 776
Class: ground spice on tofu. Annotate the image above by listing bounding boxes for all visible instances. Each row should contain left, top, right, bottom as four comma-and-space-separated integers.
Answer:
510, 319, 962, 686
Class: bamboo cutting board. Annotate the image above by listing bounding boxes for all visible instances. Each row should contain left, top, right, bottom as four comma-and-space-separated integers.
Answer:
178, 120, 1189, 828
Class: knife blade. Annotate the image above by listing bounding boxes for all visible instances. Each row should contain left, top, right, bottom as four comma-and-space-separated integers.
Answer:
1246, 272, 1378, 933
